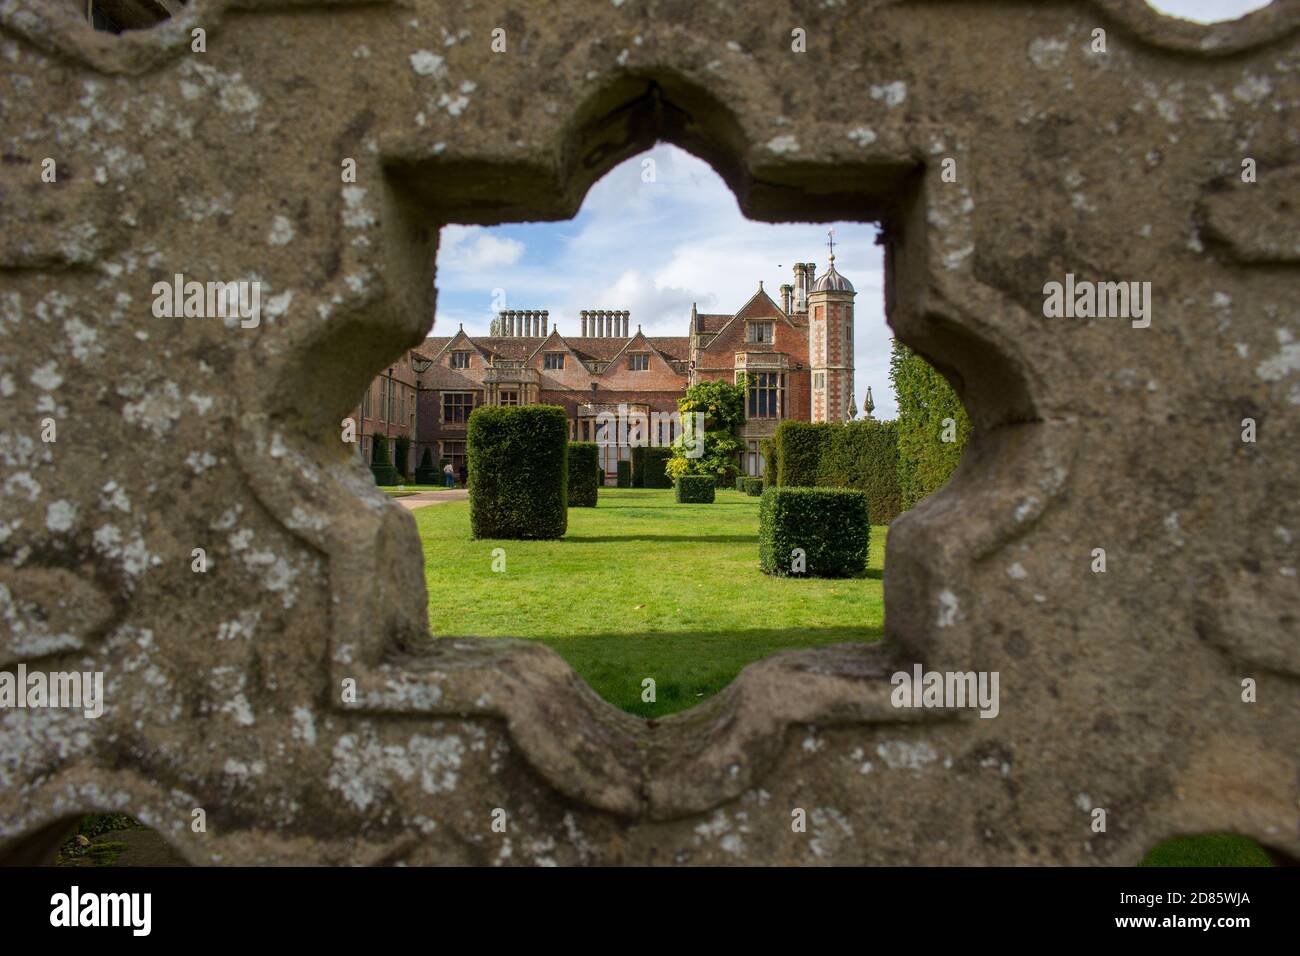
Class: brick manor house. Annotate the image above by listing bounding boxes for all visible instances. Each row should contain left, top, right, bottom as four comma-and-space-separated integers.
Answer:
349, 253, 861, 480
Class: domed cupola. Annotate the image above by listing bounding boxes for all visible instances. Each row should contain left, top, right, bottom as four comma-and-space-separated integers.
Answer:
812, 257, 854, 294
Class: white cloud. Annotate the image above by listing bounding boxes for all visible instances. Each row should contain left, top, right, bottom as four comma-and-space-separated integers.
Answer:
437, 226, 526, 271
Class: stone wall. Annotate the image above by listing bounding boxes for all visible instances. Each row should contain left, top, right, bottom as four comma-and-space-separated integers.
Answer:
0, 0, 1296, 865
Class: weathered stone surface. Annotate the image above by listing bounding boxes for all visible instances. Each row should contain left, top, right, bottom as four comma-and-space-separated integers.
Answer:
0, 0, 1296, 865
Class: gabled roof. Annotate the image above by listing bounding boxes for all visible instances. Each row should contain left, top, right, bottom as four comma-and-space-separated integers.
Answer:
472, 336, 548, 359
527, 330, 579, 362
734, 285, 792, 323
415, 337, 452, 362
694, 313, 732, 333
422, 330, 494, 362
697, 286, 794, 353
597, 329, 679, 370
562, 337, 632, 361
649, 337, 690, 361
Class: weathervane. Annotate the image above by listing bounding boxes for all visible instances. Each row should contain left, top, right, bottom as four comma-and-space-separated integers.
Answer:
827, 227, 836, 263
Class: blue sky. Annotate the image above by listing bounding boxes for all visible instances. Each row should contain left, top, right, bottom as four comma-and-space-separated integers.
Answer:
431, 0, 1271, 422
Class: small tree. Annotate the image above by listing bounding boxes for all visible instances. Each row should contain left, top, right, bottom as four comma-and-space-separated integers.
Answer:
666, 377, 746, 486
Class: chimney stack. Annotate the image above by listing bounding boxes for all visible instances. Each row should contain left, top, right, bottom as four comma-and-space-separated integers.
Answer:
623, 311, 630, 336
794, 263, 816, 313
780, 284, 793, 314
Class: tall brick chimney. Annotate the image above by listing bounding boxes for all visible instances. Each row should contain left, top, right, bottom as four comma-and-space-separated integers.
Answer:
780, 284, 793, 314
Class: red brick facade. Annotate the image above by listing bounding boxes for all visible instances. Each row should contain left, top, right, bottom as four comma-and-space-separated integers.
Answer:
356, 261, 856, 481
346, 350, 419, 476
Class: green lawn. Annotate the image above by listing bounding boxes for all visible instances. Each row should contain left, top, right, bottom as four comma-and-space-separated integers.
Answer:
1139, 833, 1273, 867
416, 485, 1272, 867
416, 486, 884, 716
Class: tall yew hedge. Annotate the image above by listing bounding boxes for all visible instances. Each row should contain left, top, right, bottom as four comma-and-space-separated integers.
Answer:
635, 446, 673, 488
889, 339, 971, 508
467, 405, 568, 539
567, 441, 600, 507
771, 420, 902, 525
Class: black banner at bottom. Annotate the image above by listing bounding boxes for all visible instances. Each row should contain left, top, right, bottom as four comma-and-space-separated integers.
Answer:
0, 865, 1289, 942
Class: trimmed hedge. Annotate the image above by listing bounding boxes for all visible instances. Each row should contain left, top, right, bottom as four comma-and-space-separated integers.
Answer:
414, 447, 439, 484
616, 460, 632, 488
818, 420, 902, 524
467, 405, 568, 539
734, 475, 746, 492
568, 442, 600, 507
674, 475, 716, 503
638, 446, 673, 488
774, 421, 834, 487
759, 487, 870, 578
743, 477, 763, 496
891, 339, 971, 508
394, 435, 411, 478
771, 420, 902, 524
370, 433, 399, 486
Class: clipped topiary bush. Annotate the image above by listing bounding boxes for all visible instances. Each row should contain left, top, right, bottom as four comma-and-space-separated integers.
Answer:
568, 441, 600, 507
616, 459, 632, 488
743, 477, 763, 496
630, 446, 646, 487
370, 433, 399, 486
641, 446, 673, 488
468, 405, 568, 539
414, 447, 438, 484
394, 434, 411, 478
759, 487, 870, 577
674, 475, 716, 503
735, 475, 746, 492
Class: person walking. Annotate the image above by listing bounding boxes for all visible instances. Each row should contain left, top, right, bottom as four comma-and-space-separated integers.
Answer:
458, 463, 468, 488
442, 461, 454, 488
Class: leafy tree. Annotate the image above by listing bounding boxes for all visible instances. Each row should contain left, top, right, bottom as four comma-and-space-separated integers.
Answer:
666, 377, 746, 485
889, 339, 971, 508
